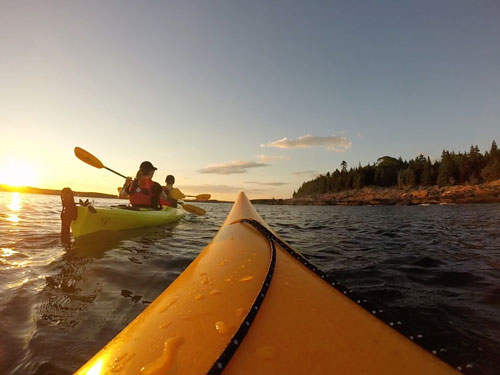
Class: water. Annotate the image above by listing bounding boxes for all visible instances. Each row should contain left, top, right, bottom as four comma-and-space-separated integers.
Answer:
0, 191, 499, 375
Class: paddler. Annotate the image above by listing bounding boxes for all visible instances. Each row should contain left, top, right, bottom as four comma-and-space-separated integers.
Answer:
160, 174, 178, 208
118, 161, 169, 209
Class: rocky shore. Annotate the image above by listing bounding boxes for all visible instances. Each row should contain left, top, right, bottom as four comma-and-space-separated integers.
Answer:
252, 180, 500, 206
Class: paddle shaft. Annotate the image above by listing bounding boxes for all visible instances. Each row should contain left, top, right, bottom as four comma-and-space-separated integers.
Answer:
105, 167, 128, 179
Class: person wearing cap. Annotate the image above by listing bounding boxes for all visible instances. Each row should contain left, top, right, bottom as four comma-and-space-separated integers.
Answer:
118, 161, 168, 208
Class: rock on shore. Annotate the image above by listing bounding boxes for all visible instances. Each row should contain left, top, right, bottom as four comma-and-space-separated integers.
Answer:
253, 180, 500, 206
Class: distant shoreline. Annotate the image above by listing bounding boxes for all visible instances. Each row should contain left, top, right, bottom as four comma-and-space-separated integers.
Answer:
5, 182, 498, 206
251, 180, 500, 206
0, 184, 233, 203
0, 185, 119, 199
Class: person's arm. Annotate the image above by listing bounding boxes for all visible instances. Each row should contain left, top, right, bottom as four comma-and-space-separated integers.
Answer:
119, 177, 132, 199
159, 190, 169, 202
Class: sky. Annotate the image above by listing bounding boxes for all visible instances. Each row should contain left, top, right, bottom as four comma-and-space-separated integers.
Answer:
1, 0, 499, 200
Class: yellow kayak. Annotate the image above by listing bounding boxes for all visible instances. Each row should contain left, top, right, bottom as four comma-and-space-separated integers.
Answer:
75, 192, 459, 375
71, 205, 185, 238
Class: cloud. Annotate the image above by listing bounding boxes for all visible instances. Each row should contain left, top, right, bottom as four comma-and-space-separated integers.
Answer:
180, 184, 264, 194
198, 161, 269, 175
256, 154, 291, 163
262, 134, 351, 152
292, 170, 318, 176
244, 181, 289, 186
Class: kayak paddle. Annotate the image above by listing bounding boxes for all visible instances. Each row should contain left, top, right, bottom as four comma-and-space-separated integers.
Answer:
74, 147, 127, 179
188, 194, 211, 201
179, 202, 206, 216
169, 188, 211, 201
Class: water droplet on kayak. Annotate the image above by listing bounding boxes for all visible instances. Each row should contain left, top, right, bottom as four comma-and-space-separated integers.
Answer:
141, 336, 184, 374
194, 294, 203, 300
256, 346, 276, 360
241, 264, 246, 269
160, 322, 172, 329
236, 307, 246, 317
111, 353, 135, 372
225, 276, 232, 282
200, 273, 209, 285
114, 353, 128, 363
159, 296, 179, 313
215, 321, 229, 334
239, 276, 254, 282
209, 289, 222, 296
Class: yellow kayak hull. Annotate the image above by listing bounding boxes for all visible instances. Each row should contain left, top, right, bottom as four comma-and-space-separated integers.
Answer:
75, 192, 459, 375
71, 205, 185, 238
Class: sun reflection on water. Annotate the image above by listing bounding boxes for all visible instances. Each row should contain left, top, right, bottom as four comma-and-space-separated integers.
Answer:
4, 192, 21, 224
1, 248, 17, 257
8, 192, 21, 211
6, 214, 19, 223
7, 277, 30, 289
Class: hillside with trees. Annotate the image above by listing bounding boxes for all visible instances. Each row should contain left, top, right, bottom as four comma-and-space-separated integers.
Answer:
293, 141, 500, 198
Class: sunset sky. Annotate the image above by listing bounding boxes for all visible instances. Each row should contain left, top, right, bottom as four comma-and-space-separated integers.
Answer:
1, 1, 499, 200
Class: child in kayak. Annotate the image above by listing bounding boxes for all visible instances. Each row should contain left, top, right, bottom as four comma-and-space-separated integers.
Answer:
160, 174, 178, 208
119, 161, 169, 209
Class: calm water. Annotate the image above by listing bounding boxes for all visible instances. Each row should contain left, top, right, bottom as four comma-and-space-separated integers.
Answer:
0, 191, 499, 375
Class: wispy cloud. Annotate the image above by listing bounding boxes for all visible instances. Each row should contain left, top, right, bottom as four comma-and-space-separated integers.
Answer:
256, 154, 291, 163
262, 134, 352, 152
244, 181, 289, 186
292, 170, 318, 176
180, 184, 264, 194
198, 161, 269, 175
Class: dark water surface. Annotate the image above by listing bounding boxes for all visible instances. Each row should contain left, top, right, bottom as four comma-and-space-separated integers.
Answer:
0, 191, 499, 374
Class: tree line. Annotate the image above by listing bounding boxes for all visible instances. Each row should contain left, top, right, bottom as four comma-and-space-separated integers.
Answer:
293, 140, 500, 197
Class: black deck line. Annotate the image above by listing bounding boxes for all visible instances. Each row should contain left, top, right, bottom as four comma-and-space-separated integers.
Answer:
207, 218, 460, 374
206, 220, 277, 375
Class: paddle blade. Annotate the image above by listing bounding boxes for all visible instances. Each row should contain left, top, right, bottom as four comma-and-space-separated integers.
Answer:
169, 188, 186, 200
195, 194, 211, 201
181, 203, 206, 216
74, 147, 104, 169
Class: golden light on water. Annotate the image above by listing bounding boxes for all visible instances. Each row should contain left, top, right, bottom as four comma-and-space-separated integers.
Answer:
7, 277, 29, 289
6, 214, 19, 223
9, 192, 21, 211
0, 160, 38, 187
4, 192, 21, 224
1, 248, 17, 257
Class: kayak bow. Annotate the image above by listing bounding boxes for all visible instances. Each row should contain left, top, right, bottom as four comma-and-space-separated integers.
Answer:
74, 192, 459, 375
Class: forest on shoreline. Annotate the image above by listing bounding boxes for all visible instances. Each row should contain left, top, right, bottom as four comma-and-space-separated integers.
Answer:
294, 141, 500, 198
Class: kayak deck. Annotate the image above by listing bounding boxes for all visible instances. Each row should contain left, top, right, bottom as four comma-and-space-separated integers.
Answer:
74, 192, 459, 375
71, 205, 185, 238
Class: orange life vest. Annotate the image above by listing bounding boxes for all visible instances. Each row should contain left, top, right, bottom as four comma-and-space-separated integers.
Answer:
126, 178, 155, 207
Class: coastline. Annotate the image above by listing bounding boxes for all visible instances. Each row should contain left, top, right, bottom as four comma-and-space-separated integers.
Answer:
252, 180, 500, 206
0, 184, 118, 199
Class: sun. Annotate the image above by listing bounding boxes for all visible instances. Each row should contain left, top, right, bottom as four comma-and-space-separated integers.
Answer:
0, 159, 39, 187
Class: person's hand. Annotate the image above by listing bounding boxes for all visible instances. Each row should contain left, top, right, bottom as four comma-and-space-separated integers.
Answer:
124, 177, 132, 187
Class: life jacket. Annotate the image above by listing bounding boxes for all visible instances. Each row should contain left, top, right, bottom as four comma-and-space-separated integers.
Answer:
126, 178, 155, 207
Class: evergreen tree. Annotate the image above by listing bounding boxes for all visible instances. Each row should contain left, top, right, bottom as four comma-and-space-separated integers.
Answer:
293, 141, 498, 197
421, 158, 433, 186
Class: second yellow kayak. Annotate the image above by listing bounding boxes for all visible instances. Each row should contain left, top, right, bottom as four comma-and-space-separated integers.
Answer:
71, 205, 185, 238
